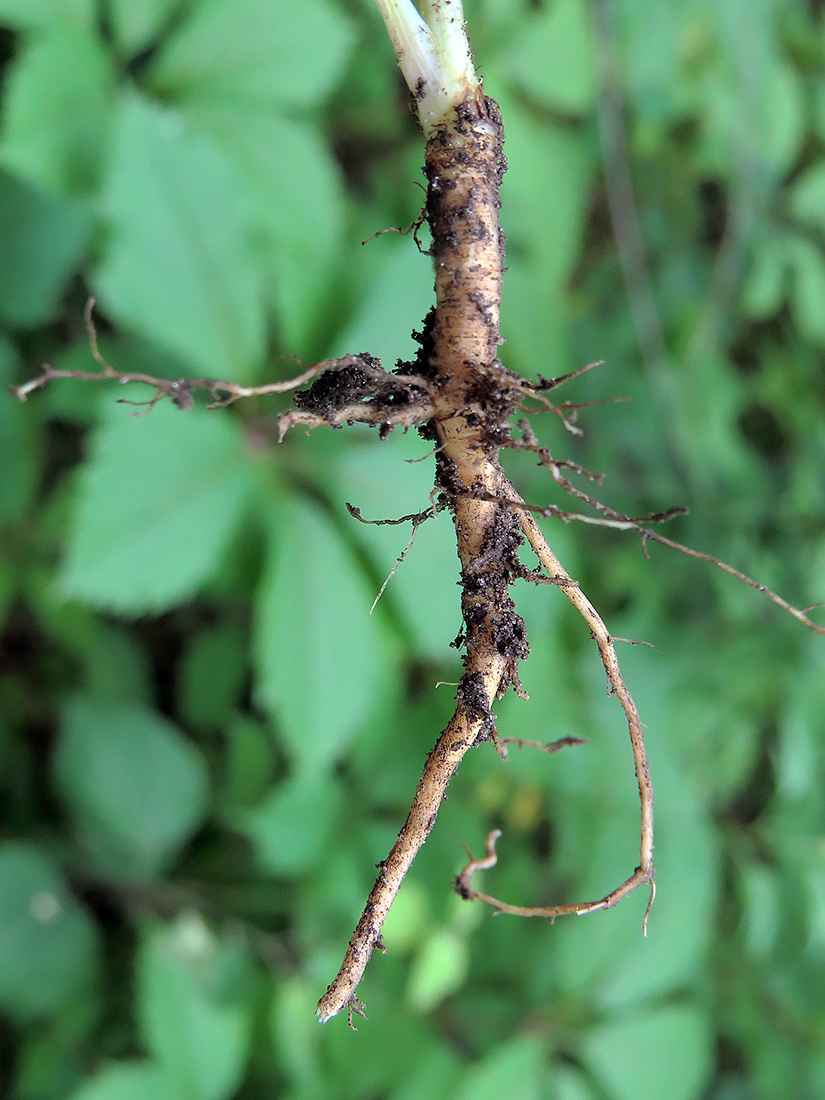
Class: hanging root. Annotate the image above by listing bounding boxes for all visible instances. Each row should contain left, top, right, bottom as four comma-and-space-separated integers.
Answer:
451, 478, 655, 934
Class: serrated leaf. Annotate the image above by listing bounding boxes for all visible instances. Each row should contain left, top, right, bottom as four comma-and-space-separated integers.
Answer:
0, 22, 115, 197
146, 0, 355, 111
0, 841, 98, 1021
54, 698, 209, 876
95, 92, 266, 379
0, 169, 90, 326
60, 401, 255, 614
254, 494, 388, 774
138, 919, 253, 1100
583, 1006, 713, 1100
186, 105, 346, 355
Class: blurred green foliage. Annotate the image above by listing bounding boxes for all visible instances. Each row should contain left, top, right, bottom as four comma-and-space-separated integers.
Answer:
1, 0, 824, 1097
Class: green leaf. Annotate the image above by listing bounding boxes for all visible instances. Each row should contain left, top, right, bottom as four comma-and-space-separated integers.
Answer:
269, 977, 323, 1092
178, 623, 248, 728
146, 0, 355, 111
455, 1036, 545, 1100
110, 0, 181, 54
614, 0, 681, 122
787, 235, 825, 346
381, 878, 432, 955
0, 23, 115, 197
407, 928, 469, 1013
332, 432, 460, 657
95, 92, 266, 379
137, 918, 253, 1100
186, 105, 346, 355
583, 1006, 713, 1100
254, 494, 389, 773
697, 27, 804, 179
54, 698, 209, 876
0, 169, 90, 327
83, 623, 153, 707
0, 336, 38, 523
332, 235, 435, 368
742, 232, 788, 320
242, 772, 342, 876
556, 1068, 600, 1100
0, 841, 98, 1022
751, 56, 804, 179
70, 1062, 179, 1100
788, 161, 825, 232
0, 0, 92, 29
220, 716, 276, 811
60, 401, 256, 614
494, 91, 593, 375
505, 0, 595, 114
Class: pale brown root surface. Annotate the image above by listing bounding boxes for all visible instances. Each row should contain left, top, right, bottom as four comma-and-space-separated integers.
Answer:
315, 647, 510, 1023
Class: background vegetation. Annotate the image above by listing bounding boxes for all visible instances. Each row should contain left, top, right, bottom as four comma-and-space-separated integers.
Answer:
1, 0, 824, 1097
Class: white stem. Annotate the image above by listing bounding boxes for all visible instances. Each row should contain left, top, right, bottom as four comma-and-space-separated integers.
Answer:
373, 0, 478, 133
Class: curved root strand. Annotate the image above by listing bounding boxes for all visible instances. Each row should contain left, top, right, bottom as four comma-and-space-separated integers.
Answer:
456, 829, 655, 933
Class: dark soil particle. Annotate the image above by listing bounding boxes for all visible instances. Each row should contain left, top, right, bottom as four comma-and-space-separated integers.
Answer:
457, 669, 493, 721
293, 360, 377, 416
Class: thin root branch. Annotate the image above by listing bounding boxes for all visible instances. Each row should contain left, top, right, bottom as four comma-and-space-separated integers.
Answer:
12, 299, 436, 427
499, 735, 587, 756
362, 209, 428, 253
345, 502, 438, 527
456, 829, 655, 935
504, 483, 655, 929
276, 398, 435, 440
370, 522, 423, 615
638, 528, 825, 635
503, 419, 823, 634
316, 643, 514, 1023
533, 360, 605, 392
346, 999, 369, 1031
